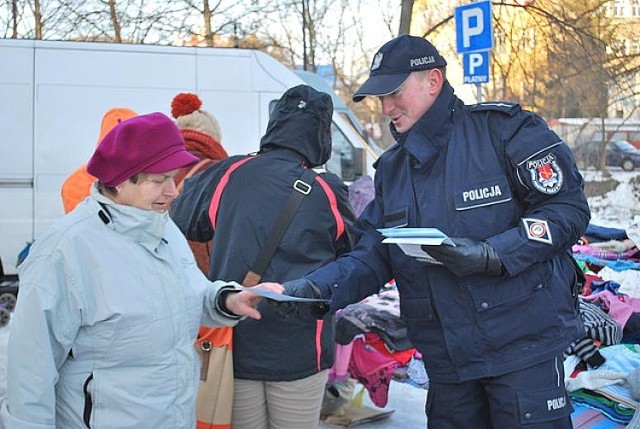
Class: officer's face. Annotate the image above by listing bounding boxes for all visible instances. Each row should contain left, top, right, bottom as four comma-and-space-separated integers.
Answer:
379, 69, 442, 133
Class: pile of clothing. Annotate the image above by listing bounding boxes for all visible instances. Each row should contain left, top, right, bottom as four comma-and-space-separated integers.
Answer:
566, 222, 640, 427
321, 285, 424, 418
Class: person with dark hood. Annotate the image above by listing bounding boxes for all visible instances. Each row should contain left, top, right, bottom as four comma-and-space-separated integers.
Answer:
171, 84, 355, 429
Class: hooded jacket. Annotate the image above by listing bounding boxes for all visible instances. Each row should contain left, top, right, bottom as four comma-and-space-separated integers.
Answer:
307, 82, 590, 382
171, 85, 355, 381
1, 186, 242, 428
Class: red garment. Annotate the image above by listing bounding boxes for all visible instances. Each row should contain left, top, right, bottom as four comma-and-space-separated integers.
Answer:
582, 273, 604, 296
175, 158, 217, 275
364, 333, 415, 367
348, 337, 397, 408
183, 129, 228, 162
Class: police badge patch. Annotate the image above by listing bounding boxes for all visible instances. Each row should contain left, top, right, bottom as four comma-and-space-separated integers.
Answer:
371, 52, 383, 71
522, 218, 553, 245
527, 153, 563, 194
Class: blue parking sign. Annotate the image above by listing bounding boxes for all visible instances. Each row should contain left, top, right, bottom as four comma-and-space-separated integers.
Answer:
463, 52, 489, 84
455, 1, 493, 53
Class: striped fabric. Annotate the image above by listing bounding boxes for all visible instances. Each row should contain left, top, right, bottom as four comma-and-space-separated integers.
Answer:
565, 299, 623, 367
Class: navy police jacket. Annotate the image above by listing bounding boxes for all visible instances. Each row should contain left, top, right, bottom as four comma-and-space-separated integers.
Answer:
307, 82, 590, 382
171, 86, 355, 381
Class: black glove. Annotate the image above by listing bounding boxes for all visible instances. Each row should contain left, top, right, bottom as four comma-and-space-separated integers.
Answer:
270, 278, 329, 319
422, 238, 503, 277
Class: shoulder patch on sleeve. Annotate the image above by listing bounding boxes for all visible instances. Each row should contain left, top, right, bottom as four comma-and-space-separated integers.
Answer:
525, 152, 564, 194
468, 102, 522, 117
522, 218, 553, 245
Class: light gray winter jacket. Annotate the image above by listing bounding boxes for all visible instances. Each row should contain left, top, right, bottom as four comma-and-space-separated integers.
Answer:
0, 186, 242, 428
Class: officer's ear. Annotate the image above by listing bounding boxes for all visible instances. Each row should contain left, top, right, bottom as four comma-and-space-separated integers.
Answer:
426, 68, 444, 94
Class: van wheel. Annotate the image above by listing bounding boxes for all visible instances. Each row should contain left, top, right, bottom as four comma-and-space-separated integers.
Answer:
622, 159, 634, 171
0, 293, 17, 312
0, 308, 10, 327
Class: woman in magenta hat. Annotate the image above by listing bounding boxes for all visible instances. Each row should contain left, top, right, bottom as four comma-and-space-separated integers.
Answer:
0, 112, 283, 429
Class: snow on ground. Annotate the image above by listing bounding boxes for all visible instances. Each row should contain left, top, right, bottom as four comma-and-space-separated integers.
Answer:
582, 169, 640, 229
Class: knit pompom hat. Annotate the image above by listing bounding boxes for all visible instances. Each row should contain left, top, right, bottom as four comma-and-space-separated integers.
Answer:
171, 93, 222, 143
170, 93, 227, 162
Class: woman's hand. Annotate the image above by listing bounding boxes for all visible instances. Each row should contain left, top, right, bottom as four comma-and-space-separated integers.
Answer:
223, 282, 284, 319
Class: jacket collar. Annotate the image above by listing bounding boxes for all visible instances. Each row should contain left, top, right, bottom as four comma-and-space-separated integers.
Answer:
391, 81, 458, 168
90, 184, 167, 253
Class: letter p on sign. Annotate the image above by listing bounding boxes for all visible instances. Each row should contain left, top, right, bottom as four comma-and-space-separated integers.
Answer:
461, 8, 483, 48
469, 53, 483, 73
455, 0, 493, 54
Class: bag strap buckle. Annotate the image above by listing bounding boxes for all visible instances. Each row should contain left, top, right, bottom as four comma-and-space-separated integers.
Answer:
201, 340, 212, 352
293, 179, 312, 195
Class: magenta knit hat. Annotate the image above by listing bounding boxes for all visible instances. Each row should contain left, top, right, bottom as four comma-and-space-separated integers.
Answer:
87, 112, 199, 186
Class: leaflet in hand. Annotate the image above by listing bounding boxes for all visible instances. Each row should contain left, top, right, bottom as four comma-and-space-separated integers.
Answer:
377, 227, 455, 264
241, 286, 329, 303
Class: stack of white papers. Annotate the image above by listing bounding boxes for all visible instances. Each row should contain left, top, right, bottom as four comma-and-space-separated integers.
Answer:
377, 227, 455, 264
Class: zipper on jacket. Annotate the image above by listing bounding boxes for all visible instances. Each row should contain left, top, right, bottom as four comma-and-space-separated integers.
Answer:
83, 373, 94, 428
200, 340, 212, 381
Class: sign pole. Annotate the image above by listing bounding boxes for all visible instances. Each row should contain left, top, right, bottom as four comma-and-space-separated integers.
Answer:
476, 83, 482, 103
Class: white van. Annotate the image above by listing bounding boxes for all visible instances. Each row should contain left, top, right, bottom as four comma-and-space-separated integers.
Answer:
0, 39, 378, 273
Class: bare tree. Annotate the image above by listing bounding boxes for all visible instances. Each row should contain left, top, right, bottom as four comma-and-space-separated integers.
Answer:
411, 1, 639, 122
398, 0, 414, 35
0, 0, 22, 38
409, 0, 640, 174
11, 0, 19, 37
106, 0, 121, 42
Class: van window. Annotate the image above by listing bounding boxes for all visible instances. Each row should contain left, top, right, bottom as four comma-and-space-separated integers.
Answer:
326, 123, 357, 182
338, 112, 382, 158
610, 132, 627, 140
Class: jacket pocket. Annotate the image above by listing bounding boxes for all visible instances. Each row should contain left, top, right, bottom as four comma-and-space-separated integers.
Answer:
399, 295, 435, 323
400, 295, 453, 371
467, 272, 558, 352
517, 385, 572, 424
83, 373, 94, 428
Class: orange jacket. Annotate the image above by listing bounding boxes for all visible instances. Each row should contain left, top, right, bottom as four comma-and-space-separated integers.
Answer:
61, 108, 137, 213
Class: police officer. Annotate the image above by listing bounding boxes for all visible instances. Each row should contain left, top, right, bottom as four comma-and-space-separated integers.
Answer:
280, 35, 590, 428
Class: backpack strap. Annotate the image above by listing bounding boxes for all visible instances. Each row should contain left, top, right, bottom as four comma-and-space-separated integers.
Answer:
206, 156, 345, 287
242, 168, 317, 286
314, 176, 345, 241
208, 156, 255, 230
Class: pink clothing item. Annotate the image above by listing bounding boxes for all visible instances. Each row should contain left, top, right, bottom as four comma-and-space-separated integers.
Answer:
328, 342, 354, 383
572, 244, 638, 261
348, 338, 397, 408
348, 175, 374, 217
582, 290, 640, 328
